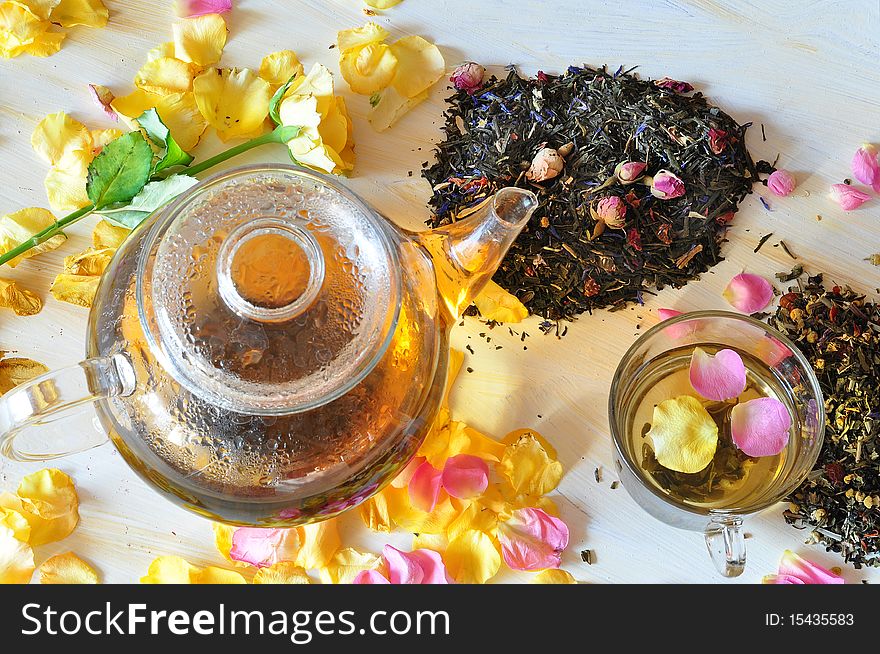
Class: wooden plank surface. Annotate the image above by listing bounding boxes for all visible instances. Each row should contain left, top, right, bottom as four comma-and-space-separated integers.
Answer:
0, 0, 878, 583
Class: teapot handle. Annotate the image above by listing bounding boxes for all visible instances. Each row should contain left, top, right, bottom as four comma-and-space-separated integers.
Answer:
0, 354, 136, 462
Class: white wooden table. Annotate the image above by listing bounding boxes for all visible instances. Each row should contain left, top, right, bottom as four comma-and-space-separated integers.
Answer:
1, 0, 879, 583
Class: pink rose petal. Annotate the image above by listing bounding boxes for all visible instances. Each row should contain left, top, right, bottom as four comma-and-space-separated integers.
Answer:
174, 0, 232, 17
441, 454, 489, 499
730, 397, 791, 457
657, 308, 698, 340
689, 347, 747, 401
383, 545, 449, 585
88, 84, 117, 121
229, 527, 298, 568
851, 144, 879, 187
353, 569, 390, 584
762, 573, 806, 584
722, 273, 774, 314
408, 461, 443, 513
767, 169, 796, 197
497, 507, 569, 571
391, 455, 425, 489
776, 550, 844, 584
830, 184, 871, 211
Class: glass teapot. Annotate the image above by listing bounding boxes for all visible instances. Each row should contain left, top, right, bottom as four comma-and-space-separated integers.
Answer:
0, 164, 536, 526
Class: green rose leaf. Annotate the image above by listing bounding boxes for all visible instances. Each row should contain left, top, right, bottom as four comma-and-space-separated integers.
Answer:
96, 174, 199, 229
86, 131, 153, 209
268, 74, 298, 126
137, 108, 194, 174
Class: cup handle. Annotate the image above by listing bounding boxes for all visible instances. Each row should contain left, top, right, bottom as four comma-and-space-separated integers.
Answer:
704, 517, 746, 578
0, 353, 135, 461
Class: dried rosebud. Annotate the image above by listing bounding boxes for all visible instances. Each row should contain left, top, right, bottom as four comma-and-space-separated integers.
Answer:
650, 170, 686, 199
450, 62, 486, 94
614, 161, 647, 184
767, 169, 796, 197
526, 147, 564, 182
708, 128, 730, 155
653, 77, 694, 93
595, 196, 627, 228
852, 144, 880, 191
829, 183, 871, 211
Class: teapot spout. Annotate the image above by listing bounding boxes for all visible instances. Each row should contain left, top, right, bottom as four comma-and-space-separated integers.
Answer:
417, 187, 538, 321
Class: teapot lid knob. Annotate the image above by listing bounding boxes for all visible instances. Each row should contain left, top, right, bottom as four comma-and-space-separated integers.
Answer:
139, 165, 401, 415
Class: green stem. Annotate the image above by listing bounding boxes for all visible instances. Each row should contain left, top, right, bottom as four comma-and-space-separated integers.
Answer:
0, 204, 94, 267
0, 125, 300, 268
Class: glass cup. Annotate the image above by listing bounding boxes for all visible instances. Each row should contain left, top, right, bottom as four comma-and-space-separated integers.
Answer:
608, 310, 824, 577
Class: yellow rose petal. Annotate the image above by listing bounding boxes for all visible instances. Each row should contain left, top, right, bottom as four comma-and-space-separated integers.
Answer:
389, 35, 445, 98
193, 67, 271, 141
89, 128, 123, 153
501, 428, 557, 460
0, 2, 48, 59
531, 569, 577, 584
31, 111, 91, 167
50, 273, 100, 308
13, 0, 59, 20
444, 529, 500, 584
259, 50, 304, 87
340, 42, 398, 95
473, 280, 528, 323
367, 85, 428, 132
364, 0, 403, 7
196, 566, 246, 584
418, 420, 505, 469
337, 22, 389, 53
112, 90, 206, 151
44, 157, 91, 213
39, 552, 99, 584
446, 501, 498, 543
14, 469, 79, 545
172, 13, 226, 66
0, 207, 66, 267
21, 30, 64, 57
0, 278, 42, 316
93, 219, 130, 249
135, 56, 196, 95
319, 96, 349, 154
284, 62, 336, 116
359, 490, 394, 532
0, 356, 49, 393
318, 548, 383, 584
412, 532, 447, 553
647, 395, 719, 474
63, 247, 114, 276
140, 556, 197, 583
147, 41, 175, 61
50, 0, 108, 28
0, 507, 30, 543
254, 562, 312, 584
294, 519, 341, 570
498, 432, 563, 497
0, 525, 34, 584
383, 486, 459, 535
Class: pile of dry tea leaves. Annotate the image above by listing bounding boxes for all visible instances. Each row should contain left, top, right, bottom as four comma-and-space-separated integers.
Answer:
423, 65, 764, 320
770, 273, 880, 569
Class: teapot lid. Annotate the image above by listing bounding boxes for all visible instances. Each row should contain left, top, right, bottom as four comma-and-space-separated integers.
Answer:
138, 165, 401, 415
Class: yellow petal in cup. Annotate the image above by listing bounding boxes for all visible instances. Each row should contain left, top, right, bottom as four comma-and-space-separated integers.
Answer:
0, 525, 34, 584
193, 67, 271, 141
135, 56, 197, 95
39, 552, 99, 584
444, 529, 501, 584
14, 468, 79, 545
473, 280, 528, 323
388, 35, 445, 98
647, 395, 718, 474
340, 43, 398, 95
259, 50, 304, 87
337, 22, 389, 53
254, 562, 311, 584
0, 278, 43, 316
172, 13, 227, 66
0, 207, 66, 267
